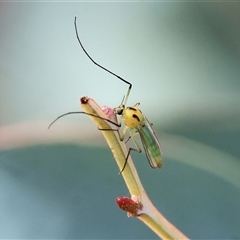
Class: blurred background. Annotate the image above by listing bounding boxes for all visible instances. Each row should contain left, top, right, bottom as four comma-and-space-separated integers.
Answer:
0, 2, 240, 239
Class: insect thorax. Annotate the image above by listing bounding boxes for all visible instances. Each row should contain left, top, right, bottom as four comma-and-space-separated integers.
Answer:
123, 106, 144, 129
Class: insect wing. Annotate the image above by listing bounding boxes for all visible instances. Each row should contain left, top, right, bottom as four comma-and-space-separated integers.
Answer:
139, 116, 162, 168
145, 116, 162, 153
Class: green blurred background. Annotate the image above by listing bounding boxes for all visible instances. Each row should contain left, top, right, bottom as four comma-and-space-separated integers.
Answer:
0, 2, 240, 239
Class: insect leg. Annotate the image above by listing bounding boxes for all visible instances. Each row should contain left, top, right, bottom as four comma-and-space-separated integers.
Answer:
120, 128, 142, 173
133, 102, 140, 108
124, 131, 139, 144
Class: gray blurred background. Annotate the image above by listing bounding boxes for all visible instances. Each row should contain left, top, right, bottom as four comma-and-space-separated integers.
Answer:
0, 2, 240, 239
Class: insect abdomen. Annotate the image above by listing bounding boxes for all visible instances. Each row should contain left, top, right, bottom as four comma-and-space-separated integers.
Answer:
140, 126, 162, 168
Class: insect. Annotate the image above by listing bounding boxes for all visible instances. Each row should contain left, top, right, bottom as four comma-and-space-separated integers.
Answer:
49, 17, 162, 173
74, 17, 162, 171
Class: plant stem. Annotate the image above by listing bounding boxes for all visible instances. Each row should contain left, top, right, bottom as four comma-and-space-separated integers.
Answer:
80, 96, 189, 239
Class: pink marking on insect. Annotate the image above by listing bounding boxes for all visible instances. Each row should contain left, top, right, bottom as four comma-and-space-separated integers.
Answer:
101, 106, 118, 124
116, 195, 143, 217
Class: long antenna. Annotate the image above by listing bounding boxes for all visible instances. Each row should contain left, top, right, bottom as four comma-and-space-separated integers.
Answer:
74, 17, 132, 106
48, 111, 120, 129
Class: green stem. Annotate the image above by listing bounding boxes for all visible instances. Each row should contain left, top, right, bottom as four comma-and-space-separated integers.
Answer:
81, 96, 189, 240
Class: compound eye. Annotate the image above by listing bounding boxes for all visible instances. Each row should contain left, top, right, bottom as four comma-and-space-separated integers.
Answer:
118, 109, 123, 115
114, 107, 123, 115
114, 105, 125, 115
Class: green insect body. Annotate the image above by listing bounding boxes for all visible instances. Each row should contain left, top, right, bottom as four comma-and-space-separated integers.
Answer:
116, 103, 162, 170
137, 118, 162, 168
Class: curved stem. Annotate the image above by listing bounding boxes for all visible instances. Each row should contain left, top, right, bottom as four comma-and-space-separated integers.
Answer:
80, 96, 188, 239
